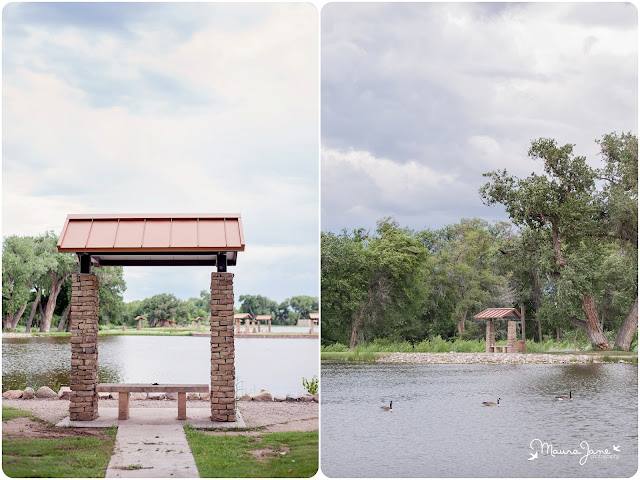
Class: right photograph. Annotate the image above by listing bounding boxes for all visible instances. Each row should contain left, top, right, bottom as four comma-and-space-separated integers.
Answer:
320, 2, 638, 478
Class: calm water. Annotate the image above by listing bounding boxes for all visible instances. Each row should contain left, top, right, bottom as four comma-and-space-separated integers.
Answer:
2, 335, 318, 396
321, 363, 638, 477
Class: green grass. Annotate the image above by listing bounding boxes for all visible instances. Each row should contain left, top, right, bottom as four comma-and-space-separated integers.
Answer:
2, 423, 116, 478
2, 406, 34, 422
184, 426, 318, 478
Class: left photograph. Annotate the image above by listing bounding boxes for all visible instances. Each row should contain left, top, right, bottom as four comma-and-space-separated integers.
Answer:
2, 3, 319, 478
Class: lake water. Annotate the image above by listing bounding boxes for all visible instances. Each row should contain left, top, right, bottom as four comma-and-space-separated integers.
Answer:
321, 362, 638, 478
2, 334, 318, 397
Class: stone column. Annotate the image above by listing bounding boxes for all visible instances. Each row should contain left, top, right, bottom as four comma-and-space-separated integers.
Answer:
136, 319, 142, 330
268, 319, 271, 333
210, 272, 235, 422
257, 320, 261, 332
69, 273, 99, 421
507, 321, 517, 353
485, 320, 495, 353
245, 318, 250, 333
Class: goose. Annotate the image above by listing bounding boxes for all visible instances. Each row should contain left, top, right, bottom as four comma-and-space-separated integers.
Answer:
381, 401, 393, 412
482, 398, 501, 407
556, 391, 572, 401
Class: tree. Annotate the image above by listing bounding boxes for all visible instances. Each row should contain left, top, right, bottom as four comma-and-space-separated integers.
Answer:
139, 293, 187, 326
289, 296, 319, 320
480, 134, 638, 349
2, 236, 44, 330
95, 266, 126, 324
34, 232, 78, 332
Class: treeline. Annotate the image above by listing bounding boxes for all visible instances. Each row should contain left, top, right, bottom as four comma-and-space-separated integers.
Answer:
2, 232, 318, 331
322, 132, 638, 351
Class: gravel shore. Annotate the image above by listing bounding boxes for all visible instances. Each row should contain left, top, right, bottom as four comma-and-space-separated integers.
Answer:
2, 398, 318, 432
377, 352, 619, 364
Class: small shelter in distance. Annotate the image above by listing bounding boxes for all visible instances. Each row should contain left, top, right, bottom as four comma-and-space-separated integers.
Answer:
57, 213, 244, 422
472, 308, 522, 353
255, 315, 272, 332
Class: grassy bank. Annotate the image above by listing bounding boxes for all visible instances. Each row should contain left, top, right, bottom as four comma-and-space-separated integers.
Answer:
185, 426, 318, 477
321, 336, 638, 361
2, 407, 116, 478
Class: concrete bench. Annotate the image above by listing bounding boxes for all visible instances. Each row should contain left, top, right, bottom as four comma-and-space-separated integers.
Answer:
97, 383, 209, 420
489, 345, 508, 353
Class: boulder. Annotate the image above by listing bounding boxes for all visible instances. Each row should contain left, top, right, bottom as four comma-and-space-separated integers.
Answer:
131, 392, 147, 400
238, 394, 252, 402
22, 387, 35, 400
273, 395, 286, 402
187, 393, 201, 401
286, 394, 300, 402
200, 392, 210, 401
299, 394, 314, 402
165, 392, 178, 401
313, 393, 319, 403
252, 391, 273, 402
97, 392, 110, 400
58, 387, 73, 400
147, 392, 166, 400
35, 386, 57, 399
2, 390, 23, 399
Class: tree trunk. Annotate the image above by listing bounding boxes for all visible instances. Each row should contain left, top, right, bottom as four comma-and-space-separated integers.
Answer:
531, 270, 543, 343
349, 307, 364, 350
520, 303, 526, 341
556, 327, 562, 341
4, 312, 12, 330
57, 303, 71, 332
10, 302, 28, 330
40, 273, 70, 332
568, 294, 610, 349
456, 308, 468, 336
26, 289, 41, 333
614, 297, 638, 351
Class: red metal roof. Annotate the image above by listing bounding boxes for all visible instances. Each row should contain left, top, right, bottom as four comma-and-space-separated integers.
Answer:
472, 308, 522, 320
57, 213, 244, 267
309, 313, 319, 319
234, 313, 252, 320
255, 315, 272, 320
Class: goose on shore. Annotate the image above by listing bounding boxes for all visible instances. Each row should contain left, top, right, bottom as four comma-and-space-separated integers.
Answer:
556, 391, 572, 401
482, 398, 501, 406
381, 401, 393, 412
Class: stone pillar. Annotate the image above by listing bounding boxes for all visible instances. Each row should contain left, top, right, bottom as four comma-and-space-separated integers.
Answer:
69, 274, 99, 421
245, 318, 250, 333
268, 319, 271, 333
137, 319, 142, 330
507, 321, 517, 353
197, 318, 201, 329
485, 320, 495, 353
257, 320, 261, 332
210, 273, 235, 422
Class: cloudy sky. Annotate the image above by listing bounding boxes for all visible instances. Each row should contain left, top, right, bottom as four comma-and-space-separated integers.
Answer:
321, 2, 638, 233
3, 3, 318, 304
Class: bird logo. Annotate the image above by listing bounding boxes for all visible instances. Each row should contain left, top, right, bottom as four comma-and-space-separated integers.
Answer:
528, 452, 538, 461
613, 445, 621, 452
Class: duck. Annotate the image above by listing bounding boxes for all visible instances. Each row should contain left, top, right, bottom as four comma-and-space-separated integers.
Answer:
556, 391, 572, 401
482, 398, 501, 406
381, 401, 393, 412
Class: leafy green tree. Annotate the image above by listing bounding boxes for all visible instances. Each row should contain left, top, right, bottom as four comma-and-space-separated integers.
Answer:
480, 134, 638, 349
95, 266, 126, 325
138, 293, 187, 326
289, 296, 319, 320
238, 295, 278, 318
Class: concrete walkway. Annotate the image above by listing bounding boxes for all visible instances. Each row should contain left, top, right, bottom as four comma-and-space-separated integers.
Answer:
106, 424, 197, 478
56, 407, 246, 478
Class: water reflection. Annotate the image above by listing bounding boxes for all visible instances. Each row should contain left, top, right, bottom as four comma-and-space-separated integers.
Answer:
3, 335, 318, 396
321, 363, 638, 478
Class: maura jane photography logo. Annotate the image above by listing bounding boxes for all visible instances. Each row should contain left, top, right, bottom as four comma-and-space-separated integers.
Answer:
529, 439, 621, 465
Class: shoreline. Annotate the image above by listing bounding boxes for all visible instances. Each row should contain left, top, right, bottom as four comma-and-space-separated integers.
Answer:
375, 352, 637, 364
3, 332, 318, 339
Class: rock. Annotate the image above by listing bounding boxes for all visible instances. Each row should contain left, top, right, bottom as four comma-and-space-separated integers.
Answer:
58, 387, 73, 400
313, 393, 319, 403
147, 392, 166, 400
35, 386, 57, 399
252, 391, 273, 402
165, 392, 178, 401
273, 395, 286, 402
131, 392, 147, 400
299, 394, 314, 402
22, 387, 35, 400
2, 390, 23, 399
187, 393, 200, 401
286, 394, 300, 402
238, 394, 252, 402
200, 392, 210, 401
97, 392, 110, 400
